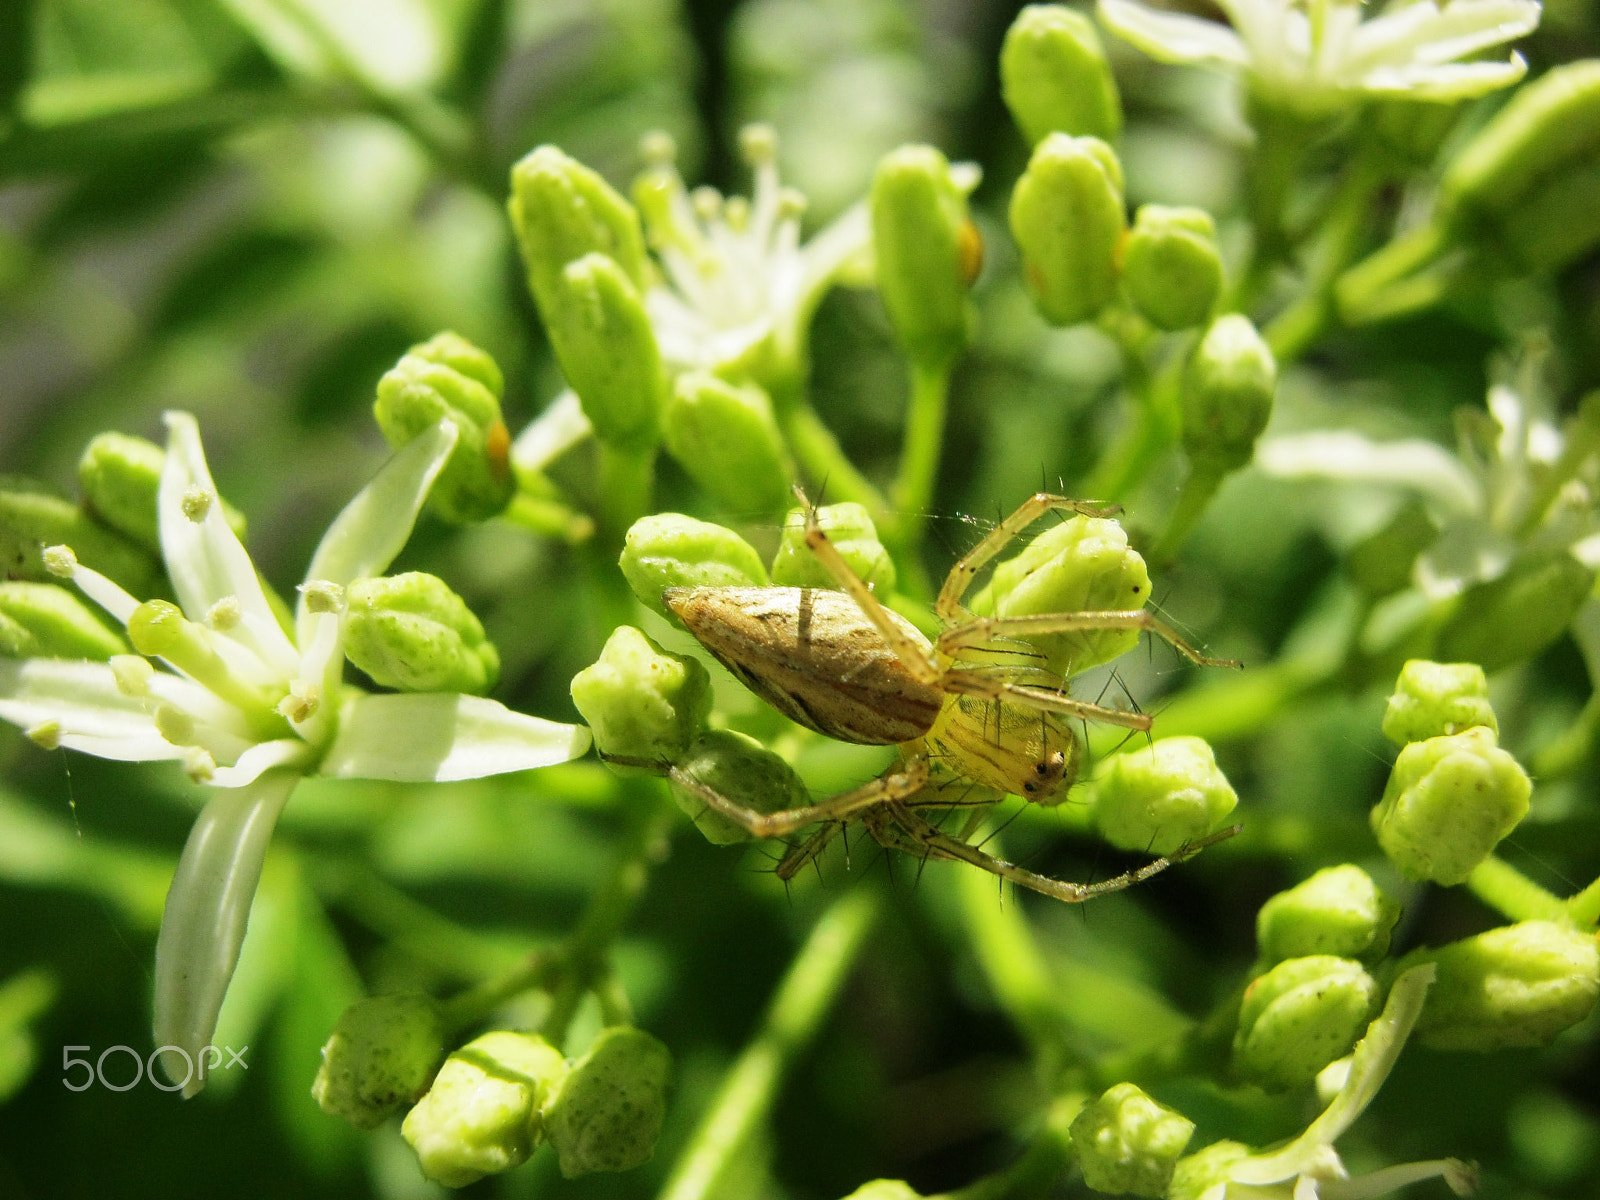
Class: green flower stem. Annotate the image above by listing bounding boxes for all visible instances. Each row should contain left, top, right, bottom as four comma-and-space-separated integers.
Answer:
503, 493, 595, 544
1150, 461, 1226, 565
440, 790, 673, 1037
595, 442, 657, 551
1335, 222, 1452, 326
1082, 335, 1185, 503
1531, 689, 1600, 779
891, 358, 954, 552
943, 1094, 1082, 1200
658, 889, 881, 1200
1567, 875, 1600, 929
779, 403, 892, 523
1517, 401, 1600, 538
1466, 856, 1569, 925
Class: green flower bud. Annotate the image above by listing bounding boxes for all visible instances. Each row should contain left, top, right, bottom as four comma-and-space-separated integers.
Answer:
1232, 956, 1379, 1091
1121, 206, 1222, 332
509, 144, 649, 312
374, 333, 514, 524
1182, 315, 1277, 474
1169, 1141, 1251, 1200
543, 1025, 671, 1178
312, 993, 448, 1130
78, 432, 245, 552
670, 729, 809, 845
1372, 726, 1530, 886
663, 373, 790, 512
871, 145, 974, 370
1000, 4, 1121, 144
1345, 498, 1438, 598
1010, 133, 1125, 326
1256, 865, 1401, 965
1408, 920, 1600, 1051
1382, 659, 1497, 746
1070, 1082, 1195, 1199
0, 581, 125, 660
548, 253, 668, 450
1091, 737, 1238, 858
841, 1183, 923, 1200
1440, 60, 1600, 272
344, 572, 500, 695
402, 1030, 569, 1188
771, 502, 895, 594
0, 484, 159, 596
968, 515, 1149, 676
570, 626, 711, 765
619, 514, 769, 620
1434, 550, 1595, 673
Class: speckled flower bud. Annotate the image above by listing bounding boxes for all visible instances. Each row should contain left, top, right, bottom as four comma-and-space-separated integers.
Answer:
1169, 1141, 1251, 1200
1010, 133, 1125, 326
1000, 4, 1121, 144
0, 484, 159, 595
771, 502, 895, 594
545, 253, 668, 450
871, 144, 974, 370
1182, 315, 1276, 474
1382, 660, 1497, 746
1233, 956, 1378, 1091
1121, 205, 1222, 332
663, 373, 789, 512
78, 432, 245, 552
1372, 726, 1530, 886
670, 729, 809, 844
312, 993, 447, 1130
374, 333, 513, 524
1256, 865, 1400, 965
543, 1025, 671, 1177
1070, 1082, 1195, 1199
1434, 550, 1595, 673
1440, 60, 1600, 272
1409, 921, 1600, 1051
0, 581, 126, 660
1091, 736, 1238, 857
570, 626, 711, 766
401, 1030, 568, 1187
343, 572, 500, 695
968, 515, 1149, 676
619, 514, 769, 620
509, 145, 649, 310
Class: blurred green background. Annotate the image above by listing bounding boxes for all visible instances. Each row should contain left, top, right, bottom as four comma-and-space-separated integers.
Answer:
2, 1, 1599, 1197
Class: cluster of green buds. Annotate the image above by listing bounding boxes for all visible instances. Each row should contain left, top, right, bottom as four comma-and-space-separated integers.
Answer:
314, 998, 671, 1187
1372, 661, 1528, 886
1070, 1082, 1195, 1198
1340, 60, 1600, 323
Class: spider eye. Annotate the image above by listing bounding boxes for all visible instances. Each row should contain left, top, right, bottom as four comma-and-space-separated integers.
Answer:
1023, 782, 1036, 792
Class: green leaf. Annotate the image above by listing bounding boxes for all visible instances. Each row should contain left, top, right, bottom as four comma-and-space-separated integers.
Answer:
0, 968, 56, 1102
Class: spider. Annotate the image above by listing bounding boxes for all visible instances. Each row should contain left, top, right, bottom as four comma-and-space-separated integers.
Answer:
636, 491, 1238, 903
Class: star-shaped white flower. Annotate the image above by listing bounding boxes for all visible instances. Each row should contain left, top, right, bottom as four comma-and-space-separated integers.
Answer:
0, 413, 590, 1095
1173, 965, 1476, 1200
1098, 0, 1541, 116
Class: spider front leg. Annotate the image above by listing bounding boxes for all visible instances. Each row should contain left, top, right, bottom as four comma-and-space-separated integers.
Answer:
934, 493, 1121, 622
938, 609, 1242, 670
868, 800, 1240, 904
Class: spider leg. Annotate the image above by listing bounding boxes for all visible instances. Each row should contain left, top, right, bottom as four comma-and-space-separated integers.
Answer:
938, 610, 1241, 669
876, 800, 1240, 904
775, 822, 843, 882
941, 669, 1153, 731
662, 754, 930, 840
935, 493, 1120, 621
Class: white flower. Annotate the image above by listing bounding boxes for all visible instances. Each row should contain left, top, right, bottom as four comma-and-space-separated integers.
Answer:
1098, 0, 1541, 115
1173, 965, 1477, 1200
0, 413, 590, 1095
1256, 346, 1599, 599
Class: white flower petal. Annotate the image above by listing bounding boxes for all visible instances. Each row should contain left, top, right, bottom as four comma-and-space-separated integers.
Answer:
207, 738, 315, 788
1359, 54, 1527, 102
510, 389, 591, 476
1099, 0, 1251, 67
0, 659, 180, 761
298, 420, 458, 645
160, 413, 299, 675
1415, 519, 1516, 597
1256, 432, 1484, 516
1350, 1, 1539, 71
319, 692, 591, 782
151, 769, 298, 1097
